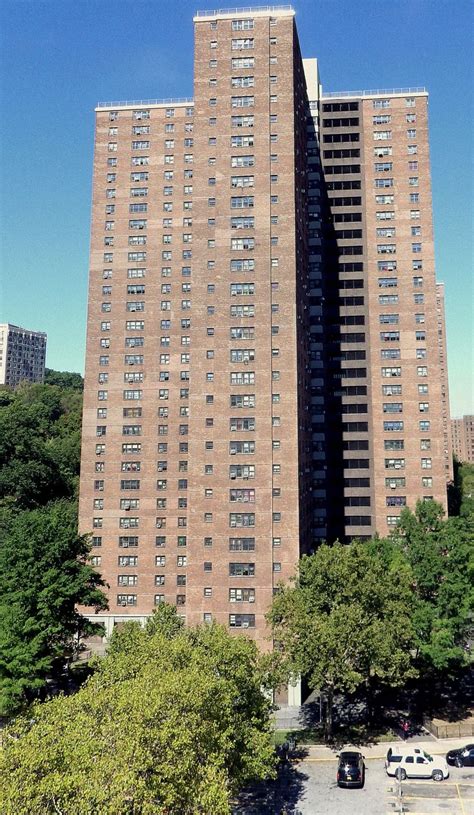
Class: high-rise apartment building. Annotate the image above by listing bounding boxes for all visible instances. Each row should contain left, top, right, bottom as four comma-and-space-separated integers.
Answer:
303, 79, 450, 541
0, 323, 47, 386
451, 416, 474, 463
79, 5, 450, 665
436, 283, 453, 482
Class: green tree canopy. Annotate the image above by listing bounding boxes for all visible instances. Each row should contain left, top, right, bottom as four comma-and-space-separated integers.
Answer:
0, 500, 107, 716
459, 462, 474, 518
44, 368, 84, 390
268, 540, 417, 734
393, 500, 474, 671
0, 382, 82, 510
0, 612, 276, 815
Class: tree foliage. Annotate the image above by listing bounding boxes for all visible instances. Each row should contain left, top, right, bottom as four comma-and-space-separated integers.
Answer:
269, 500, 473, 734
459, 461, 474, 518
393, 500, 474, 671
0, 612, 276, 815
0, 381, 83, 511
0, 501, 107, 716
0, 377, 104, 715
268, 540, 417, 734
44, 368, 84, 390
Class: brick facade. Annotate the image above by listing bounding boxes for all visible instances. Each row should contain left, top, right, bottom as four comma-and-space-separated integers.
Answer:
79, 7, 450, 649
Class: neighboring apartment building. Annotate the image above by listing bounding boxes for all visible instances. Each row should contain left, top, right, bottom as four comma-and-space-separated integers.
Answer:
303, 78, 449, 541
451, 416, 474, 463
79, 6, 450, 670
436, 283, 453, 482
0, 323, 47, 386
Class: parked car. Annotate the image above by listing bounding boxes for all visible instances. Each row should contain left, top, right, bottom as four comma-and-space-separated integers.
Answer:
446, 744, 474, 767
337, 750, 365, 788
385, 746, 449, 781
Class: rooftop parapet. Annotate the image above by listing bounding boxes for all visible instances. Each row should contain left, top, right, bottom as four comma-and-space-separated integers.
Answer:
194, 5, 294, 21
321, 87, 427, 99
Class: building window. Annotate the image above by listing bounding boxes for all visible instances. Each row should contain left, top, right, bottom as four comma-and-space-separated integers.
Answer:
229, 588, 255, 603
229, 561, 255, 577
229, 614, 255, 628
117, 594, 137, 607
231, 38, 254, 50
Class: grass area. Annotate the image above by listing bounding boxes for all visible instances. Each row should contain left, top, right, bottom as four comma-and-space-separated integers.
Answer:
274, 724, 397, 747
273, 728, 327, 746
272, 729, 303, 746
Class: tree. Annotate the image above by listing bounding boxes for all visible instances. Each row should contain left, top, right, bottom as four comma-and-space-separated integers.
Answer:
394, 500, 474, 671
0, 500, 107, 716
44, 369, 84, 390
0, 615, 276, 814
145, 601, 185, 639
268, 541, 417, 737
459, 462, 474, 518
0, 383, 82, 510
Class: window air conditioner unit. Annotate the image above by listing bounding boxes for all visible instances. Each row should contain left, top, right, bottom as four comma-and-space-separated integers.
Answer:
242, 621, 249, 628
249, 596, 255, 603
120, 601, 127, 607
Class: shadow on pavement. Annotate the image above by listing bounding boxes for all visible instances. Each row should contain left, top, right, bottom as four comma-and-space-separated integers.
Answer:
233, 751, 309, 814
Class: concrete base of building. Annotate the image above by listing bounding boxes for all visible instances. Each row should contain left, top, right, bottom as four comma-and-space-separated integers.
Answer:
288, 676, 302, 706
84, 613, 149, 641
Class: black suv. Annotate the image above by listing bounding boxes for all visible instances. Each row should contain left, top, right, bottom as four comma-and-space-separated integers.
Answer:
446, 744, 474, 767
336, 751, 365, 788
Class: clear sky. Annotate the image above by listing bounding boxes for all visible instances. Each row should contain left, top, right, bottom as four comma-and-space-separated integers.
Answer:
1, 0, 473, 415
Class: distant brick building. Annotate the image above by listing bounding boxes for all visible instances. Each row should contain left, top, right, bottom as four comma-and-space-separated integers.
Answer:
452, 416, 474, 463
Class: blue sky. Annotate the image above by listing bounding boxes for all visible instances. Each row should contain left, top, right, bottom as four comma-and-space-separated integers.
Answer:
1, 0, 472, 415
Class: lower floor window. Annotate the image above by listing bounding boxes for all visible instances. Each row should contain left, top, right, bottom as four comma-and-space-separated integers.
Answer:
117, 594, 137, 606
229, 614, 255, 628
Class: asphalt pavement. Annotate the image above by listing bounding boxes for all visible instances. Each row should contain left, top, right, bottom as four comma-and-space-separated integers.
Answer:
234, 737, 474, 815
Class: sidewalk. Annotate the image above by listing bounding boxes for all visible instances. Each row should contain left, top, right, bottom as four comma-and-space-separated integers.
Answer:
299, 736, 470, 762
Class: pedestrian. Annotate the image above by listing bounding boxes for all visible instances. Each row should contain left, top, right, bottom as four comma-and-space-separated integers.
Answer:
402, 719, 409, 740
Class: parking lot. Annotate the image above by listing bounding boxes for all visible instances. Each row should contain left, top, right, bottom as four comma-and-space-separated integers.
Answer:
235, 755, 474, 815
